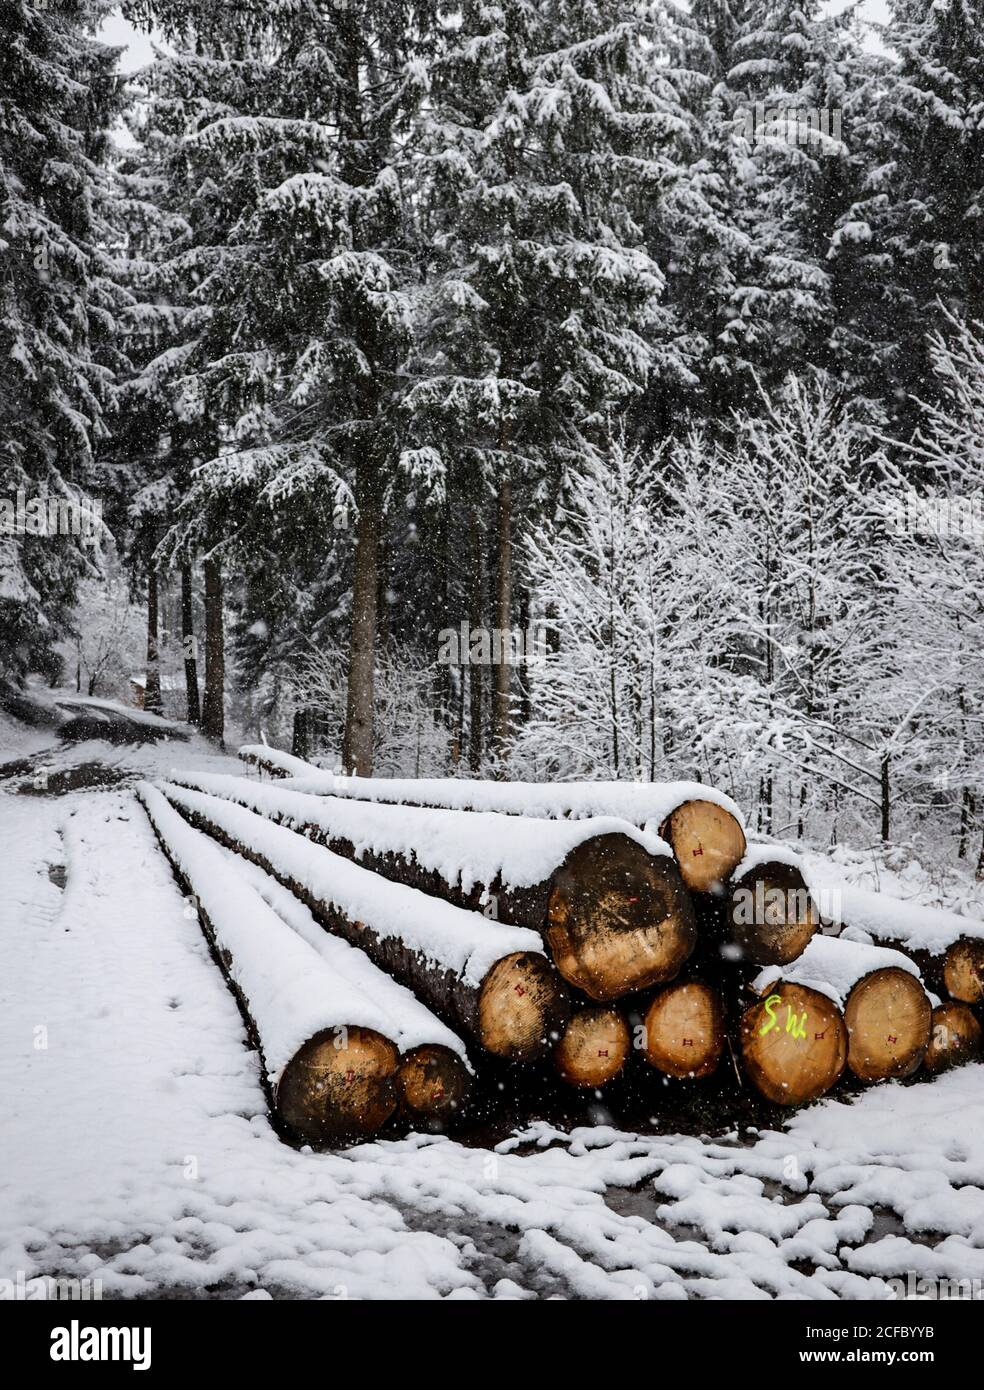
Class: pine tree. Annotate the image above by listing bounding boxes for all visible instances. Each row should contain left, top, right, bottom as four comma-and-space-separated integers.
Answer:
0, 0, 125, 685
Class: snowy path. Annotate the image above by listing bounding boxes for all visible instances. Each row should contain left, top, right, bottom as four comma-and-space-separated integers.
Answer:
2, 782, 984, 1299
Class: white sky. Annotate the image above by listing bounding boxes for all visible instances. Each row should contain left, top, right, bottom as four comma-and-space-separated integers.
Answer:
99, 2, 894, 72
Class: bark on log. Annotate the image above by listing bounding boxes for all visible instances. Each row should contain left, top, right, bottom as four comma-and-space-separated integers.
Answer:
923, 1002, 983, 1075
139, 785, 402, 1143
166, 772, 696, 1002
642, 981, 725, 1079
659, 799, 747, 894
728, 859, 821, 965
156, 783, 572, 1062
553, 1007, 630, 1088
740, 982, 848, 1106
943, 938, 984, 1004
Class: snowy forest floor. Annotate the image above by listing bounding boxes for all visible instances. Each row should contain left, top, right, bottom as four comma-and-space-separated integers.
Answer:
2, 714, 984, 1299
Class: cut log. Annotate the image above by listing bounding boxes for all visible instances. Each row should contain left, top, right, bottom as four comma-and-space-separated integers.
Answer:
240, 745, 321, 780
642, 981, 725, 1079
277, 1028, 400, 1142
814, 880, 984, 998
740, 982, 848, 1105
252, 756, 744, 844
842, 968, 931, 1081
216, 837, 473, 1120
753, 935, 931, 1083
943, 938, 984, 1004
659, 800, 747, 895
728, 856, 821, 965
553, 1007, 631, 1088
154, 782, 572, 1062
396, 1045, 471, 1123
138, 783, 406, 1144
923, 1002, 983, 1075
167, 771, 696, 1002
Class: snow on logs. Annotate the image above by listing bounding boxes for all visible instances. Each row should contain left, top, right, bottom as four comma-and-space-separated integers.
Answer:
138, 783, 470, 1142
754, 935, 931, 1085
164, 771, 698, 1001
152, 782, 573, 1062
260, 762, 749, 897
816, 879, 984, 1005
726, 846, 823, 966
216, 845, 471, 1124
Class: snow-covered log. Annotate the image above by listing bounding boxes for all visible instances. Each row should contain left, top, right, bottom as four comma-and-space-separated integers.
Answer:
239, 744, 321, 780
139, 783, 414, 1143
552, 1006, 631, 1088
166, 770, 697, 1001
269, 764, 748, 894
726, 846, 823, 966
818, 879, 984, 1003
211, 841, 472, 1125
154, 782, 572, 1061
739, 980, 848, 1106
923, 1002, 982, 1075
754, 935, 931, 1083
641, 980, 725, 1080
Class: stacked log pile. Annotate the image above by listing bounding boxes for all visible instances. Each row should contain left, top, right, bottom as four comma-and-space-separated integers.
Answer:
136, 754, 984, 1147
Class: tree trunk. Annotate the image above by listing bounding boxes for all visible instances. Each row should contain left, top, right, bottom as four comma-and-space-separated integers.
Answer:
180, 561, 200, 726
342, 467, 379, 776
492, 468, 512, 761
880, 753, 891, 842
291, 709, 309, 761
201, 555, 225, 744
144, 568, 162, 716
469, 510, 484, 771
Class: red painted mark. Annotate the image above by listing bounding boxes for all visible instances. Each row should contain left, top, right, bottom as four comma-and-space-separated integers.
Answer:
345, 1070, 355, 1083
682, 1038, 694, 1047
598, 1049, 609, 1058
514, 984, 526, 997
433, 1087, 445, 1101
693, 844, 704, 857
626, 896, 639, 904
887, 1034, 898, 1044
815, 1032, 826, 1040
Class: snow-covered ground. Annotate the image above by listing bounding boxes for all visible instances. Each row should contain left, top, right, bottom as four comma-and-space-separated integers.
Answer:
2, 723, 984, 1299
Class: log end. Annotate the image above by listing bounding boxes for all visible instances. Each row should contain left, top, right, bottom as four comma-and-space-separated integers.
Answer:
943, 937, 984, 1005
276, 1026, 400, 1144
478, 951, 572, 1062
740, 982, 847, 1106
643, 981, 725, 1079
728, 861, 820, 966
844, 967, 931, 1082
923, 1002, 983, 1075
662, 799, 747, 894
545, 834, 697, 1001
396, 1045, 471, 1124
553, 1007, 631, 1088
